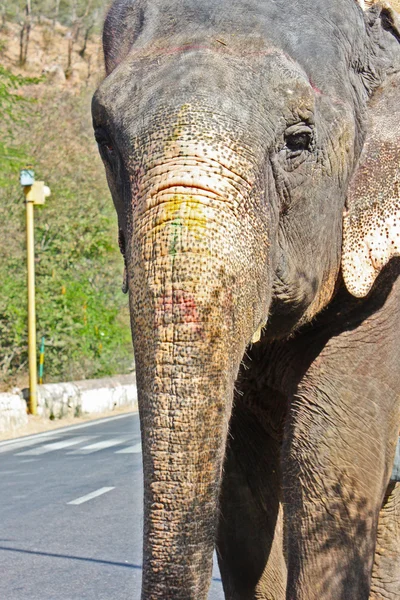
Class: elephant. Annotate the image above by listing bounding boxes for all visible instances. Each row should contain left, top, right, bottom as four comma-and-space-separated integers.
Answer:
92, 0, 400, 598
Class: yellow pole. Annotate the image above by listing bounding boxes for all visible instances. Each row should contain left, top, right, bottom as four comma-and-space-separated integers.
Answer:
25, 193, 37, 415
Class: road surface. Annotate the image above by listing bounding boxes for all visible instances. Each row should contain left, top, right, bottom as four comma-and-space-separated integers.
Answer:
0, 413, 225, 600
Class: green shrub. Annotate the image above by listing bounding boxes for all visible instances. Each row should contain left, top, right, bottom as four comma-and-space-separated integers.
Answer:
0, 68, 133, 388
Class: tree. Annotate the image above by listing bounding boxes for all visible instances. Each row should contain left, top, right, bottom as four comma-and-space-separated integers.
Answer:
19, 0, 31, 66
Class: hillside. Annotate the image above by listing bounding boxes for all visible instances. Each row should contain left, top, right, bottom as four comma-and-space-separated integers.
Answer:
0, 13, 133, 391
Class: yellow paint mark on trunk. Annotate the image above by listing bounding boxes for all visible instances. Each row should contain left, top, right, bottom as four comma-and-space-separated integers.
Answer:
162, 195, 207, 255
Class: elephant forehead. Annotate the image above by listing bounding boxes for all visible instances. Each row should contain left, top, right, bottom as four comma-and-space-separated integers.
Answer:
94, 44, 314, 130
103, 0, 365, 85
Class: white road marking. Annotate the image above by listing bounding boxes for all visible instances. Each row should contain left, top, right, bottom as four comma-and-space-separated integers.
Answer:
16, 436, 94, 456
115, 443, 142, 454
67, 438, 129, 454
0, 436, 59, 454
0, 412, 137, 451
67, 487, 115, 505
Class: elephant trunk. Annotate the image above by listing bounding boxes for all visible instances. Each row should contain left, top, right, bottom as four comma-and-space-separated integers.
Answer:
129, 136, 272, 598
132, 219, 243, 597
137, 320, 235, 598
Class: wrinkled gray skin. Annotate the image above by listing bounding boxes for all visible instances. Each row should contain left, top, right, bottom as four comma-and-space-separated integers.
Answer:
92, 1, 400, 598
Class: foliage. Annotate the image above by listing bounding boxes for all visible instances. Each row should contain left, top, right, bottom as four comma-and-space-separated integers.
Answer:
0, 67, 133, 389
0, 65, 41, 126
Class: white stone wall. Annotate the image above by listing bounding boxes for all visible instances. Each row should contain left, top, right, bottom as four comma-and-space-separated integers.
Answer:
0, 374, 137, 432
0, 393, 28, 433
36, 374, 138, 419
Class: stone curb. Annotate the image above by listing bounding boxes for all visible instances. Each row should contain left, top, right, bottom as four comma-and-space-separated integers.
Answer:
0, 374, 137, 433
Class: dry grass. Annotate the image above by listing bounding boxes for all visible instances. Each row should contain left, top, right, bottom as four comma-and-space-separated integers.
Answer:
0, 19, 104, 88
363, 0, 400, 11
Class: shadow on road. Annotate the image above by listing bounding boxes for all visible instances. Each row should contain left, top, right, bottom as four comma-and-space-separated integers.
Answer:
0, 545, 139, 569
0, 545, 222, 582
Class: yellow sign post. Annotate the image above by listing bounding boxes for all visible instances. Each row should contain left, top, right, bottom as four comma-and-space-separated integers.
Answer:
20, 171, 51, 415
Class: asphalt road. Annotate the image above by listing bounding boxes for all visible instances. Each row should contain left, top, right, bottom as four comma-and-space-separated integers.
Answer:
0, 413, 224, 600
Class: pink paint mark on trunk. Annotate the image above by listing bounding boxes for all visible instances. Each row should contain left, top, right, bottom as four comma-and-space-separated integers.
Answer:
156, 290, 204, 336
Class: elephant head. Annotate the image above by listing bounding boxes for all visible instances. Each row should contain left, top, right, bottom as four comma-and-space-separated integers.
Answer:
92, 0, 400, 597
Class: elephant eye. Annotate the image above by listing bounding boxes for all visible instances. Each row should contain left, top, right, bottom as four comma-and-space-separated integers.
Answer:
95, 127, 116, 162
284, 124, 313, 156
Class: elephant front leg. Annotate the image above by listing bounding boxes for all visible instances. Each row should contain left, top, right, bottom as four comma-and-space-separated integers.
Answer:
283, 380, 399, 600
216, 393, 287, 600
282, 294, 400, 600
370, 480, 400, 600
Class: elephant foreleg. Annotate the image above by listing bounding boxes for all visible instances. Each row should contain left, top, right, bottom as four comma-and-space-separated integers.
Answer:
216, 395, 287, 600
370, 481, 400, 600
281, 278, 400, 600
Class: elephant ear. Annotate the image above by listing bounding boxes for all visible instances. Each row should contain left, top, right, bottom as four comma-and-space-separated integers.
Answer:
103, 0, 143, 75
342, 74, 400, 297
342, 7, 400, 298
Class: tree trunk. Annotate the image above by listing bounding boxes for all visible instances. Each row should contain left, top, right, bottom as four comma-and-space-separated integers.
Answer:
79, 23, 93, 58
52, 0, 60, 29
19, 0, 31, 67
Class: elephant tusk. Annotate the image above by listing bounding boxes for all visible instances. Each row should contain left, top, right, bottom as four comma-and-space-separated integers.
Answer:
251, 319, 268, 344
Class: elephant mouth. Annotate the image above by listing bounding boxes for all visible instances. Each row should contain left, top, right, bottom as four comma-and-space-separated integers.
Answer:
152, 182, 224, 198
